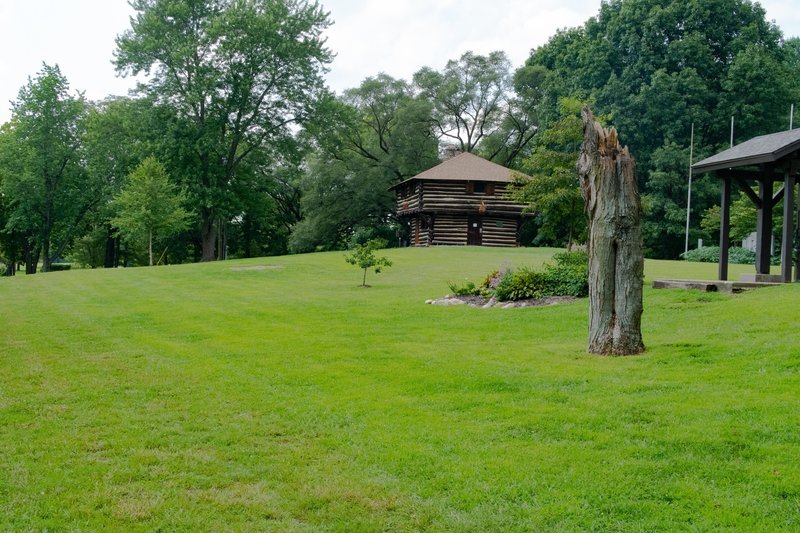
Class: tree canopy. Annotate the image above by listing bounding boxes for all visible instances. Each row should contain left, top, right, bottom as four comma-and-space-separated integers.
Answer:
522, 0, 800, 257
112, 157, 192, 266
0, 64, 94, 273
1, 0, 799, 270
115, 0, 333, 261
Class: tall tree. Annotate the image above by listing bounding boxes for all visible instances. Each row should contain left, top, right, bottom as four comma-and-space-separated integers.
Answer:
1, 64, 94, 273
115, 0, 332, 261
112, 157, 192, 266
0, 123, 25, 276
292, 76, 438, 252
80, 96, 159, 267
414, 51, 537, 164
525, 0, 798, 257
513, 97, 586, 248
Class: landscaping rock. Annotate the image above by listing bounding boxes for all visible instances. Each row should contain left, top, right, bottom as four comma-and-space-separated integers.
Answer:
428, 294, 578, 309
430, 297, 466, 306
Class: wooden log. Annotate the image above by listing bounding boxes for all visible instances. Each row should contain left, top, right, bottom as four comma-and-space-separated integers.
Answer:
576, 106, 645, 356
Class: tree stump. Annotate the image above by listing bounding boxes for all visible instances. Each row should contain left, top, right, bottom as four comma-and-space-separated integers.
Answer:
576, 106, 645, 355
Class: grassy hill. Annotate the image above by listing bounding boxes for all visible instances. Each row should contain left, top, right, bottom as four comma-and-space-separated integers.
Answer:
1, 247, 798, 530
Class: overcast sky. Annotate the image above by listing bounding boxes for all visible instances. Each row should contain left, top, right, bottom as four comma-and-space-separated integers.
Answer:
1, 0, 799, 124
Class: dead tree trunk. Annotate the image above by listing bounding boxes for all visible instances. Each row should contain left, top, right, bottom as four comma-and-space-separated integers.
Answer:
576, 106, 644, 355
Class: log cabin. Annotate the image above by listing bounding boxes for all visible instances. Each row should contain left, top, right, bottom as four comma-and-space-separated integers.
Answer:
392, 152, 530, 246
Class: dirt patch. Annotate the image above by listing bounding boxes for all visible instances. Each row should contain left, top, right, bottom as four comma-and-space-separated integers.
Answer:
229, 265, 285, 271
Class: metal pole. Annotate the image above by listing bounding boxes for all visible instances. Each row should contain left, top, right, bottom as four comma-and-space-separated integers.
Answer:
685, 122, 694, 255
730, 116, 734, 147
791, 104, 794, 130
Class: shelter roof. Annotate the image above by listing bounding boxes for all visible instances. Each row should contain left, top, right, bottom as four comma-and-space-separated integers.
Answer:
692, 128, 800, 174
392, 152, 529, 188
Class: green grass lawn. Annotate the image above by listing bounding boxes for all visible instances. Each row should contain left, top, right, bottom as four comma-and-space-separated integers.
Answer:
1, 247, 798, 531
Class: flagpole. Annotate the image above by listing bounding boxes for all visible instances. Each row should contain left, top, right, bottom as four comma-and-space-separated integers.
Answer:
685, 122, 695, 255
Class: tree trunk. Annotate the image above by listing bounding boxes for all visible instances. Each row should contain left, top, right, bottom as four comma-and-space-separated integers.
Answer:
25, 239, 38, 274
200, 209, 216, 262
41, 238, 51, 273
114, 236, 121, 268
148, 229, 154, 266
576, 106, 644, 356
104, 226, 116, 268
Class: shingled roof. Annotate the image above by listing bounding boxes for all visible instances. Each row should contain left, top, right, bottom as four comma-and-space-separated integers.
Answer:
393, 152, 527, 187
692, 128, 800, 174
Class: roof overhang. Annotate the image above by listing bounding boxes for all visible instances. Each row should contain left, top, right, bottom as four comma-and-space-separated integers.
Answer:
692, 129, 800, 174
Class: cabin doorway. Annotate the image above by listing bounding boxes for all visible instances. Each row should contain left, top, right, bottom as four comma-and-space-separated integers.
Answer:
467, 216, 482, 245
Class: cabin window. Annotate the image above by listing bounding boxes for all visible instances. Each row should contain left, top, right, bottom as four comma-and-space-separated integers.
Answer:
466, 181, 494, 195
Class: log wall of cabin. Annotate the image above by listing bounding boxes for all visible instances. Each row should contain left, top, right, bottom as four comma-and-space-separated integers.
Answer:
480, 216, 519, 247
421, 181, 523, 215
396, 181, 422, 215
396, 179, 525, 247
430, 214, 468, 245
406, 214, 519, 247
408, 215, 432, 246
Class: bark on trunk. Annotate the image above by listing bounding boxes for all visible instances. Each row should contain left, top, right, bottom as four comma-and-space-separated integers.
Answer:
200, 210, 216, 262
576, 106, 645, 356
104, 226, 116, 269
41, 239, 52, 273
148, 229, 154, 267
25, 240, 38, 274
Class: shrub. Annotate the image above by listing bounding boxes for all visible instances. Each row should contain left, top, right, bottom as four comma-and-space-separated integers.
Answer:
484, 251, 589, 302
447, 251, 589, 303
543, 265, 589, 297
448, 280, 480, 296
494, 267, 549, 301
49, 263, 72, 271
480, 269, 506, 291
680, 246, 779, 265
551, 250, 589, 268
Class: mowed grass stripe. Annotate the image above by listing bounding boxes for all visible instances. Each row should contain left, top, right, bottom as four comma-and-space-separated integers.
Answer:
1, 247, 798, 530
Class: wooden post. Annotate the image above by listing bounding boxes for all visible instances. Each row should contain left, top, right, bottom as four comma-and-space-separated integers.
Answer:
576, 106, 644, 356
796, 179, 800, 282
719, 177, 731, 281
756, 177, 773, 274
781, 172, 795, 282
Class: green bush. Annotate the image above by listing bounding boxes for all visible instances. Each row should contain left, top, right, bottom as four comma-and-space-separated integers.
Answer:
486, 251, 589, 302
448, 280, 480, 296
494, 267, 548, 301
49, 263, 72, 271
681, 246, 780, 265
551, 250, 589, 268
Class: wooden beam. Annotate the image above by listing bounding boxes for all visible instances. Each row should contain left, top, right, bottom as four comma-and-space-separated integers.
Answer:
735, 179, 762, 208
720, 169, 783, 182
772, 185, 785, 208
781, 172, 795, 282
755, 178, 773, 274
719, 177, 731, 281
